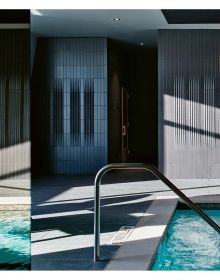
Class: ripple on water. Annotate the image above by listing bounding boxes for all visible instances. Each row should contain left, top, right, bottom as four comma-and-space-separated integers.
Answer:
152, 210, 220, 270
0, 211, 30, 270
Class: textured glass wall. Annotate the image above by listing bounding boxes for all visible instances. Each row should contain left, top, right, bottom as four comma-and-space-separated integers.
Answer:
0, 29, 30, 181
32, 38, 108, 174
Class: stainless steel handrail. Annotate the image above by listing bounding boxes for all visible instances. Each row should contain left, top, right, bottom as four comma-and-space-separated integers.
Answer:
94, 163, 220, 262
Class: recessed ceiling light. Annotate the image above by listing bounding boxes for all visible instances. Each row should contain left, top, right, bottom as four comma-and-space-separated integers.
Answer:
113, 18, 120, 21
140, 42, 144, 46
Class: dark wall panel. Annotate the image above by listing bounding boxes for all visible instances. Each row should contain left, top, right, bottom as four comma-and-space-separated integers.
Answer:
158, 30, 220, 178
32, 38, 108, 175
0, 29, 30, 181
70, 79, 81, 144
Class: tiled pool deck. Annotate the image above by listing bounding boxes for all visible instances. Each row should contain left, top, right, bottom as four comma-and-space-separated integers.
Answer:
31, 171, 220, 270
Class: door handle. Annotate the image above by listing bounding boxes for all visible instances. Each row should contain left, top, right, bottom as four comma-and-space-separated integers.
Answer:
122, 126, 126, 136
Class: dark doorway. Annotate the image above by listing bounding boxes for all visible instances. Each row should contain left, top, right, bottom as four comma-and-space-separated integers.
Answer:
108, 39, 158, 166
121, 87, 130, 162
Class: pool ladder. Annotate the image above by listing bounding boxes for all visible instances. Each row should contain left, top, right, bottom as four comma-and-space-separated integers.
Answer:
94, 163, 220, 262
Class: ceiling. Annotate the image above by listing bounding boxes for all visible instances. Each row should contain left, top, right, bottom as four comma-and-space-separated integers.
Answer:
162, 9, 220, 24
31, 9, 220, 47
0, 10, 30, 23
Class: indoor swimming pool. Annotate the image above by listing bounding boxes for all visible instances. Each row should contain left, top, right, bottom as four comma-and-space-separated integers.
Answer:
0, 210, 30, 270
152, 209, 220, 270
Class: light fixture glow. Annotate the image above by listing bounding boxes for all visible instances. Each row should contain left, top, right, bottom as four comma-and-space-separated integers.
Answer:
113, 18, 120, 21
140, 42, 144, 46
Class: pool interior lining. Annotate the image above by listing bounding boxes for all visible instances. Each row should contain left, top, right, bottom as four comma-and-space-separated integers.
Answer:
150, 202, 220, 269
151, 207, 220, 270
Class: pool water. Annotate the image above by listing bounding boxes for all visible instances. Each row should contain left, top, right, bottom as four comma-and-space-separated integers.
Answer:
0, 211, 30, 270
152, 210, 220, 270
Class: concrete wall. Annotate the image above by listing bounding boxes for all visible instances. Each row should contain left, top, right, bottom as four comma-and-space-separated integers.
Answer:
158, 30, 220, 178
0, 29, 30, 188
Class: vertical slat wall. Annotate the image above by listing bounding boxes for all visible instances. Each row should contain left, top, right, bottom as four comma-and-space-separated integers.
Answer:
0, 29, 30, 180
32, 38, 107, 175
158, 30, 220, 179
70, 79, 81, 144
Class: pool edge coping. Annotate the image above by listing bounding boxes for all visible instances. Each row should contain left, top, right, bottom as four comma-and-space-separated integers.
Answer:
0, 197, 31, 204
105, 195, 178, 271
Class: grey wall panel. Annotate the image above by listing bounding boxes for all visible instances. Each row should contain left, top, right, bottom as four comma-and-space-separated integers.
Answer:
158, 30, 220, 179
0, 29, 30, 181
32, 38, 108, 175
